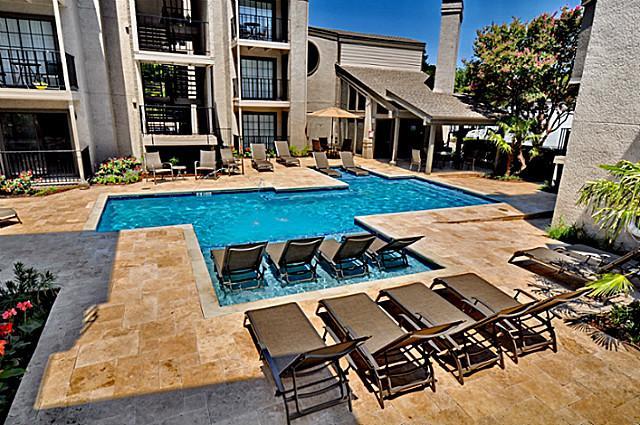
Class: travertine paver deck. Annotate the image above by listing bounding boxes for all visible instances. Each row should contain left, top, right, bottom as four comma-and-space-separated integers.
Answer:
0, 160, 638, 424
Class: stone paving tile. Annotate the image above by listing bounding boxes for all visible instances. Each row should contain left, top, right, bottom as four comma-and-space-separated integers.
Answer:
1, 163, 639, 424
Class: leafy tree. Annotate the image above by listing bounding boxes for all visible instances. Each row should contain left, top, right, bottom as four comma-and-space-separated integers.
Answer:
460, 6, 583, 173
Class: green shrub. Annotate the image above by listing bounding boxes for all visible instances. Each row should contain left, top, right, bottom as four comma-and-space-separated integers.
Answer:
289, 145, 310, 157
547, 218, 581, 241
609, 301, 640, 345
91, 157, 142, 185
0, 171, 36, 196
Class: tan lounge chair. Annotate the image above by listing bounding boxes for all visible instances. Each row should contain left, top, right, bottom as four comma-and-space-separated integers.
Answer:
211, 241, 267, 290
0, 208, 21, 225
339, 151, 369, 176
266, 237, 324, 284
245, 302, 367, 425
251, 143, 274, 172
194, 150, 217, 180
316, 293, 460, 408
220, 147, 241, 175
318, 234, 376, 279
377, 282, 505, 384
145, 151, 173, 183
433, 273, 589, 362
312, 152, 341, 177
275, 141, 300, 167
366, 235, 423, 269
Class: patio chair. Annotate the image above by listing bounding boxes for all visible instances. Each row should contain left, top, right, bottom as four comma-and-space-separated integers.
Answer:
432, 273, 590, 362
311, 139, 322, 152
316, 293, 461, 408
377, 282, 505, 384
318, 233, 376, 279
194, 150, 217, 180
220, 147, 241, 175
312, 152, 341, 177
339, 151, 369, 176
210, 241, 268, 290
145, 151, 173, 183
266, 237, 324, 284
244, 302, 367, 425
366, 235, 423, 270
409, 149, 422, 172
275, 141, 300, 167
509, 245, 640, 281
251, 143, 274, 172
0, 208, 21, 225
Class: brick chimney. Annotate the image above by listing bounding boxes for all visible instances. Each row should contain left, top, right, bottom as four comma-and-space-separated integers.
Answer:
434, 0, 463, 93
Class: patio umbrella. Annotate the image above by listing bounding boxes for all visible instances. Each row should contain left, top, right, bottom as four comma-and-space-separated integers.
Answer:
308, 107, 360, 148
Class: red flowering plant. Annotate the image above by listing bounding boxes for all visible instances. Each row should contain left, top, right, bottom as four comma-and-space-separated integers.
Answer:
0, 263, 57, 421
0, 171, 36, 196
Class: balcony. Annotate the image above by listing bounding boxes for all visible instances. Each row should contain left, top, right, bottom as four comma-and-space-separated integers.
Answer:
231, 14, 287, 43
235, 78, 288, 101
0, 47, 73, 90
136, 14, 207, 55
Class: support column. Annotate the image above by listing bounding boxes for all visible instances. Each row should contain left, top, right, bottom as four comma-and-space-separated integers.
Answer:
362, 97, 374, 159
68, 103, 86, 182
390, 116, 400, 165
425, 124, 438, 174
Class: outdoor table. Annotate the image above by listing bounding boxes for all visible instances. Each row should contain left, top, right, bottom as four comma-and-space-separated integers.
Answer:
171, 165, 187, 180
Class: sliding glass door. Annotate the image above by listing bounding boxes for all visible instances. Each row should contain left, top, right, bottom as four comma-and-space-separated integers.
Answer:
242, 112, 276, 150
240, 57, 275, 100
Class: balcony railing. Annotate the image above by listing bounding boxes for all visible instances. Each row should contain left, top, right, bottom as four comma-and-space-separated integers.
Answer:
231, 14, 287, 42
140, 104, 217, 135
136, 14, 207, 55
0, 148, 87, 183
0, 47, 65, 90
236, 78, 288, 101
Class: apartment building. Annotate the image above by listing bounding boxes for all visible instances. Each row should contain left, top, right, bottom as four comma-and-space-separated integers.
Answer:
0, 0, 492, 182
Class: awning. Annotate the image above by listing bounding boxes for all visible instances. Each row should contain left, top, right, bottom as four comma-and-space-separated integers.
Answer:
336, 65, 498, 125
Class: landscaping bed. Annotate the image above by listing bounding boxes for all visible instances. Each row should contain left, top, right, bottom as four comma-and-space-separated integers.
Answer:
0, 264, 58, 423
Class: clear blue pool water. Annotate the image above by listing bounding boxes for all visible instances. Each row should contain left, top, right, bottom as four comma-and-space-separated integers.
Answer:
97, 172, 493, 305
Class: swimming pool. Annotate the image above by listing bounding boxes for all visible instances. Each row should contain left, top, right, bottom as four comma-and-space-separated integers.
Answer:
97, 173, 492, 305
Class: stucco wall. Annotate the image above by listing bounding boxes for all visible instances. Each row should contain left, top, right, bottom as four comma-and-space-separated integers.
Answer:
553, 0, 640, 245
287, 0, 308, 149
307, 34, 339, 143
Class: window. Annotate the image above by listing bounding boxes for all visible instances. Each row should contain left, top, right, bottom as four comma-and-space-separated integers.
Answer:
241, 57, 275, 100
0, 112, 71, 151
307, 41, 319, 76
239, 0, 274, 41
242, 112, 276, 148
346, 86, 365, 112
0, 15, 62, 88
141, 63, 199, 102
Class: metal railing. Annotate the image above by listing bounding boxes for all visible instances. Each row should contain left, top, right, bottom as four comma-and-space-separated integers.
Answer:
0, 47, 65, 89
136, 14, 208, 55
0, 148, 86, 183
237, 77, 288, 100
231, 14, 287, 42
141, 104, 216, 135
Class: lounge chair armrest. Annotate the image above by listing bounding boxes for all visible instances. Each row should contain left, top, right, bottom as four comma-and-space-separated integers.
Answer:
261, 349, 286, 394
513, 288, 538, 301
461, 297, 496, 316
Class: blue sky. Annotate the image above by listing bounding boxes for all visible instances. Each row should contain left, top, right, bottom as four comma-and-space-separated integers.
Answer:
309, 0, 580, 65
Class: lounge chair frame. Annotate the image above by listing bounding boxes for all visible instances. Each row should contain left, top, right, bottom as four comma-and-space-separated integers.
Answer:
267, 237, 324, 285
312, 152, 341, 178
339, 151, 369, 176
244, 304, 367, 424
366, 236, 423, 270
144, 151, 174, 184
194, 150, 219, 180
376, 285, 505, 385
318, 235, 375, 280
316, 297, 459, 408
432, 275, 589, 363
220, 147, 241, 175
211, 242, 267, 291
0, 208, 21, 225
275, 141, 301, 167
251, 143, 274, 172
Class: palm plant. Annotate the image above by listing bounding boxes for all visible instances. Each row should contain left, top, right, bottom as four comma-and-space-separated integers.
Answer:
578, 160, 640, 298
578, 160, 640, 240
488, 118, 540, 175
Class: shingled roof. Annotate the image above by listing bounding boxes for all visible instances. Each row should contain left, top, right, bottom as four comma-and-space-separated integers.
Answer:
337, 65, 497, 124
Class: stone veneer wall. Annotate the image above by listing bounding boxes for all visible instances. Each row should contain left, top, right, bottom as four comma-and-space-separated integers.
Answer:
553, 0, 640, 246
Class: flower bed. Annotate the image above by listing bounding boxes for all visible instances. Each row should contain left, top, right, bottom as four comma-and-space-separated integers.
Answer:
0, 171, 36, 196
0, 264, 58, 423
91, 157, 142, 185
